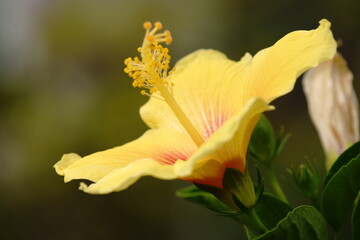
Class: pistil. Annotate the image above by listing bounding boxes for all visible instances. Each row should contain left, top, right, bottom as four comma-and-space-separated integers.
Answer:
124, 21, 205, 147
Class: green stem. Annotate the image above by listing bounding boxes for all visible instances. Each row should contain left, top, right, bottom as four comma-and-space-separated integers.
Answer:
246, 208, 268, 233
265, 164, 289, 204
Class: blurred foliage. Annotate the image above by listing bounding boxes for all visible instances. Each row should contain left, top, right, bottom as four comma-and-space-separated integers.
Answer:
0, 0, 359, 239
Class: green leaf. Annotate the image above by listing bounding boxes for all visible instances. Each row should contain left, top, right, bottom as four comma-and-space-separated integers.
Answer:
175, 185, 234, 213
252, 205, 327, 240
249, 114, 290, 164
176, 185, 263, 232
352, 192, 360, 240
177, 186, 293, 237
321, 155, 360, 231
236, 193, 292, 236
249, 115, 276, 162
245, 226, 258, 239
255, 193, 292, 230
324, 140, 360, 186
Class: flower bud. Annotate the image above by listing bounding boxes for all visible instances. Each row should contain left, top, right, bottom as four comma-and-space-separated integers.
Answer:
303, 53, 359, 169
222, 168, 258, 209
287, 159, 320, 200
188, 168, 262, 213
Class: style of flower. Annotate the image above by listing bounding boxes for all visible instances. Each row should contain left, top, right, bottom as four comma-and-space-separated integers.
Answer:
55, 20, 336, 194
303, 52, 359, 169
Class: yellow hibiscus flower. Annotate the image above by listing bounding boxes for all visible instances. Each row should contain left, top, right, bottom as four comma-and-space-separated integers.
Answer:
55, 20, 336, 194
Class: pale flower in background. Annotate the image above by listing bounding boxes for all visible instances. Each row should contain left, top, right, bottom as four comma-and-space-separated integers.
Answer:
303, 53, 359, 169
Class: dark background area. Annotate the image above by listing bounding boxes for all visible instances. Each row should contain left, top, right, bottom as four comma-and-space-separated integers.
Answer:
0, 0, 359, 239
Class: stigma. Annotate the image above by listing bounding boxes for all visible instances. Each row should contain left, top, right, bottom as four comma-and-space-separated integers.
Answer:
124, 21, 174, 97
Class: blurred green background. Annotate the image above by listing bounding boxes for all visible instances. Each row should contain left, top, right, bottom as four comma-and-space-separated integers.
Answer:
0, 0, 359, 239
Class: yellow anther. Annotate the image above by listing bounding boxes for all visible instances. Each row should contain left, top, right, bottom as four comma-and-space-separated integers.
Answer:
143, 21, 152, 30
168, 68, 176, 75
154, 21, 163, 30
147, 35, 155, 42
124, 21, 175, 97
132, 71, 140, 78
163, 30, 172, 44
124, 57, 132, 64
166, 36, 172, 44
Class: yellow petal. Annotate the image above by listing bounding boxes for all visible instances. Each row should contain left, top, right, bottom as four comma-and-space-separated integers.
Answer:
140, 49, 253, 140
54, 153, 81, 175
55, 128, 197, 184
56, 98, 271, 192
180, 159, 225, 188
80, 158, 177, 194
174, 97, 273, 179
243, 19, 337, 103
